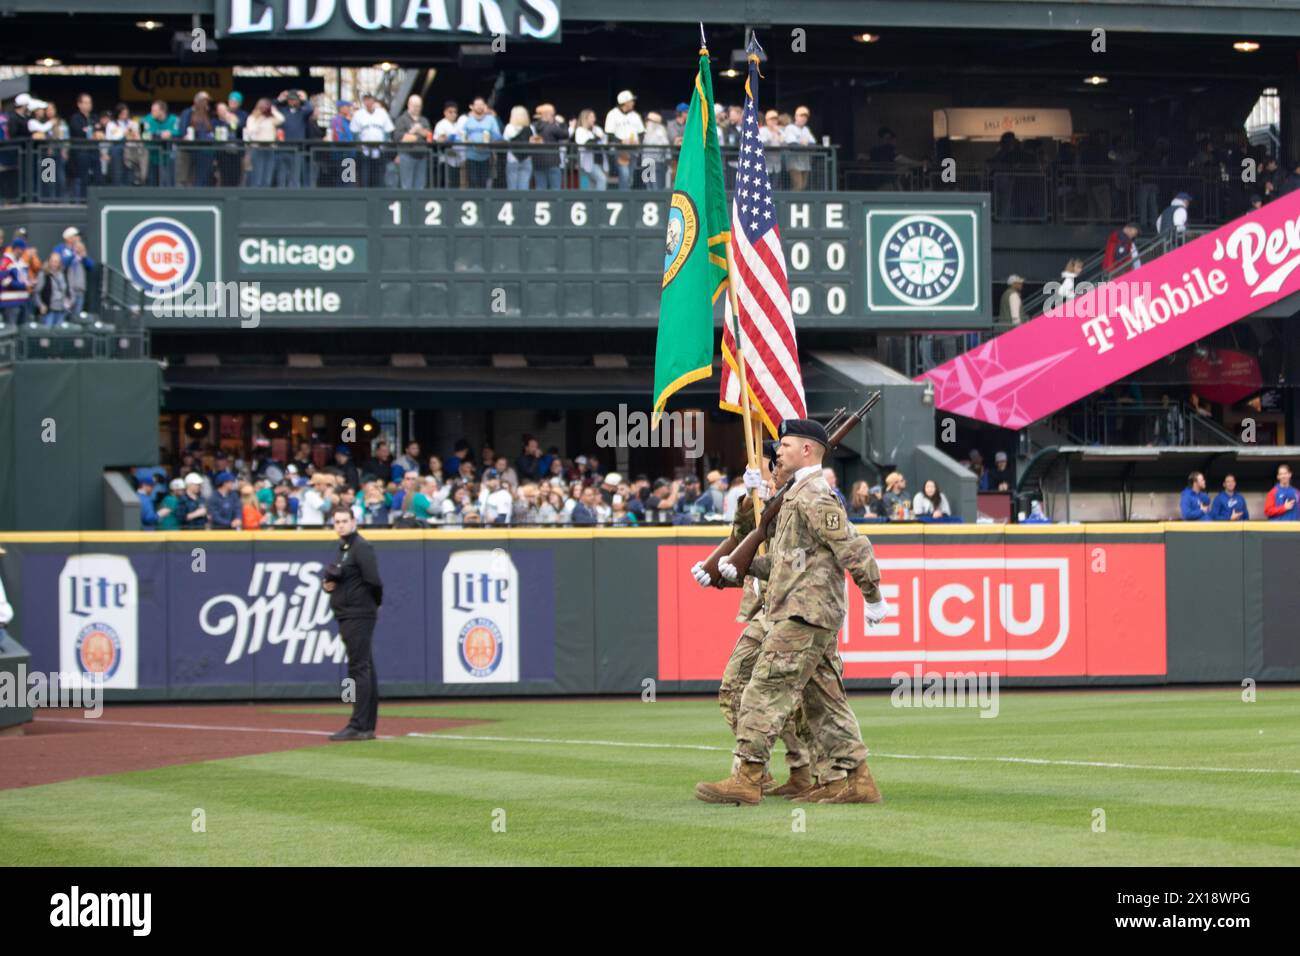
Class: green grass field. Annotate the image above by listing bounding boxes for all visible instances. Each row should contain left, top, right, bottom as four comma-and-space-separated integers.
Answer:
3, 688, 1299, 866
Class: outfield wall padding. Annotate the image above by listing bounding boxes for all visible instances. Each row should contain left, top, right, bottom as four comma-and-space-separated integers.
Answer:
0, 524, 1295, 702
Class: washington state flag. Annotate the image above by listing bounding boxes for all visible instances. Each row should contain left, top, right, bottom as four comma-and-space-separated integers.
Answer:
651, 42, 730, 428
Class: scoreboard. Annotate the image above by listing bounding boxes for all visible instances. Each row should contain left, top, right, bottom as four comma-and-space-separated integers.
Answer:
92, 189, 990, 331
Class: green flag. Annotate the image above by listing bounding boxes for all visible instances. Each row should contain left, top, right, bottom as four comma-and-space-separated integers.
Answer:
651, 43, 730, 428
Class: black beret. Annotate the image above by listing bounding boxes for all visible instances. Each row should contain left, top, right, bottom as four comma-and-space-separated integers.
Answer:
764, 440, 779, 466
779, 418, 829, 448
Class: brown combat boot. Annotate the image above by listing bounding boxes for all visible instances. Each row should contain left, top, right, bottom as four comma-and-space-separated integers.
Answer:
771, 765, 815, 798
695, 760, 765, 805
817, 762, 883, 804
760, 769, 778, 794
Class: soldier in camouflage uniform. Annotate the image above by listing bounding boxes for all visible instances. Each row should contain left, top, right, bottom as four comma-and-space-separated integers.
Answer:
693, 446, 819, 798
696, 418, 887, 806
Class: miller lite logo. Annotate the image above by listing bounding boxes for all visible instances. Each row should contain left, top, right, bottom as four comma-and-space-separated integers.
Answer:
59, 554, 139, 689
122, 216, 202, 298
442, 551, 519, 683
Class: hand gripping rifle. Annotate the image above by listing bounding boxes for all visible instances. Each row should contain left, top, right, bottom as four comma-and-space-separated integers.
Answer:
697, 392, 881, 587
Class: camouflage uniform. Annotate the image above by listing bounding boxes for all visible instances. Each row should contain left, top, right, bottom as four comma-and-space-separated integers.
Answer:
733, 468, 882, 782
717, 497, 814, 771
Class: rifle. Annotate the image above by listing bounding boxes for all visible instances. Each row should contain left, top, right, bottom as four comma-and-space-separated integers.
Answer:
695, 398, 873, 587
721, 390, 881, 583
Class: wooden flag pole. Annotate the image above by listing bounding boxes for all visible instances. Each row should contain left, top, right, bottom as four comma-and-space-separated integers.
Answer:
724, 240, 763, 521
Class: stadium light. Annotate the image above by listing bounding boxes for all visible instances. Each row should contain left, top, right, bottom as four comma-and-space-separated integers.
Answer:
136, 19, 164, 30
720, 68, 740, 78
1083, 75, 1108, 85
853, 33, 881, 43
1233, 40, 1261, 52
36, 58, 61, 67
184, 416, 209, 439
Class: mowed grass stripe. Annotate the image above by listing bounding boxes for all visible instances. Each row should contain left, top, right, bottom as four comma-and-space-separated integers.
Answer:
1, 691, 1298, 865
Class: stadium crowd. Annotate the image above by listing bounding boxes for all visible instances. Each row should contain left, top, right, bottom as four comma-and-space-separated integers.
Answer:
133, 433, 994, 530
0, 224, 94, 329
1, 88, 825, 195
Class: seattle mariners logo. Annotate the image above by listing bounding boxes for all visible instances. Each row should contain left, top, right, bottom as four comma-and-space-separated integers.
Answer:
878, 215, 964, 306
662, 192, 699, 288
122, 217, 202, 298
458, 617, 504, 678
75, 622, 122, 679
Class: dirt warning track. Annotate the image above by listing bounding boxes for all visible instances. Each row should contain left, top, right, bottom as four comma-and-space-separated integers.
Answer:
0, 703, 486, 790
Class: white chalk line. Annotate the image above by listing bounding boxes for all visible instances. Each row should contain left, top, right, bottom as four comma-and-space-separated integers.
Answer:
32, 716, 398, 740
403, 731, 1300, 777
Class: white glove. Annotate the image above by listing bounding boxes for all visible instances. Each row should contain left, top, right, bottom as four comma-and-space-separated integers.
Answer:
865, 599, 888, 626
742, 467, 764, 492
690, 561, 712, 588
718, 556, 740, 582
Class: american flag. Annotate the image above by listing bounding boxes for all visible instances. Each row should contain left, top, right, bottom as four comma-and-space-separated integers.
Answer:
719, 42, 806, 435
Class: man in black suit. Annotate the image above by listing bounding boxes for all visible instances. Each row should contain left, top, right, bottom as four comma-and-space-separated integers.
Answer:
323, 506, 383, 740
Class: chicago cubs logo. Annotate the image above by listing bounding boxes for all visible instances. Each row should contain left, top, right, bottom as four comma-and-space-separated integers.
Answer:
458, 617, 504, 678
122, 217, 202, 298
662, 192, 699, 288
878, 215, 964, 306
75, 622, 122, 679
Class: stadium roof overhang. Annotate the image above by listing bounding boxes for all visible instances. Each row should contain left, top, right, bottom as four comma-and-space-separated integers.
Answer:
10, 0, 1300, 36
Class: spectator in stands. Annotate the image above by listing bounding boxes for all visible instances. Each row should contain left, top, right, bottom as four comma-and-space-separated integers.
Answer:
605, 90, 644, 190
513, 483, 541, 524
999, 274, 1026, 325
141, 100, 179, 187
65, 235, 91, 319
0, 237, 31, 328
1179, 471, 1211, 521
571, 485, 599, 524
392, 440, 421, 480
699, 470, 727, 514
1264, 463, 1298, 521
300, 471, 336, 526
502, 105, 534, 190
574, 108, 609, 190
783, 106, 816, 191
460, 97, 502, 188
1210, 473, 1249, 521
328, 100, 357, 187
847, 480, 879, 519
269, 492, 295, 527
33, 251, 72, 326
433, 100, 467, 187
212, 101, 243, 186
1156, 192, 1192, 240
275, 89, 315, 187
1056, 257, 1084, 303
393, 94, 433, 190
177, 473, 208, 528
1, 94, 32, 202
68, 93, 98, 200
226, 91, 248, 127
137, 476, 164, 530
240, 483, 265, 530
179, 92, 217, 188
642, 111, 670, 191
370, 441, 394, 480
479, 468, 514, 524
515, 435, 542, 482
981, 451, 1014, 492
1021, 500, 1050, 523
105, 102, 139, 186
351, 92, 394, 188
759, 109, 784, 185
1274, 159, 1300, 198
882, 471, 909, 519
334, 445, 360, 489
390, 470, 420, 516
821, 467, 848, 510
208, 471, 242, 529
530, 103, 568, 190
912, 479, 951, 519
1103, 222, 1141, 275
158, 478, 184, 530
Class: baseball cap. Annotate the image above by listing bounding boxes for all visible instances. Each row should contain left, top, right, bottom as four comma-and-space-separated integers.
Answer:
617, 90, 636, 105
1007, 273, 1024, 284
215, 470, 235, 485
1175, 192, 1193, 202
337, 100, 352, 108
706, 469, 723, 484
229, 91, 244, 103
14, 93, 30, 107
995, 451, 1008, 463
675, 102, 689, 114
9, 238, 26, 251
184, 472, 204, 486
170, 478, 185, 491
62, 227, 80, 240
603, 471, 623, 485
575, 455, 589, 466
334, 444, 350, 457
484, 468, 500, 479
683, 473, 701, 484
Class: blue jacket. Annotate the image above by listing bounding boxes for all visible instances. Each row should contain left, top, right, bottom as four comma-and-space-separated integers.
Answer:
1266, 484, 1300, 520
139, 491, 160, 529
207, 490, 241, 529
1209, 491, 1249, 521
1179, 487, 1210, 521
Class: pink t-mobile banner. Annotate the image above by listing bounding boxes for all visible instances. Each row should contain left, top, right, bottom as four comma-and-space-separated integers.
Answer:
918, 191, 1300, 428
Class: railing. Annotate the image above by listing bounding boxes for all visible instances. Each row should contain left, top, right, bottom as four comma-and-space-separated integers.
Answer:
9, 264, 148, 361
0, 139, 837, 201
1081, 399, 1242, 447
835, 162, 1234, 226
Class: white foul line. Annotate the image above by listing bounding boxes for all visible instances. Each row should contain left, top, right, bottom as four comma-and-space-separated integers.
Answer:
404, 732, 1300, 777
33, 716, 397, 740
